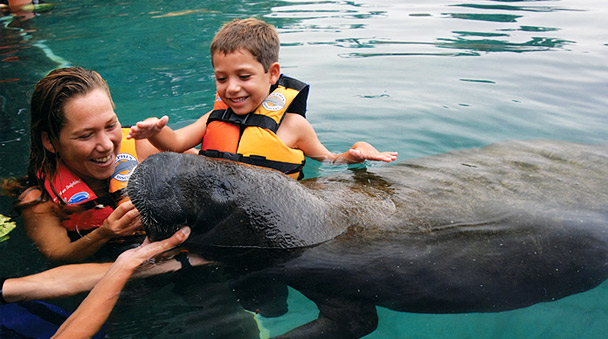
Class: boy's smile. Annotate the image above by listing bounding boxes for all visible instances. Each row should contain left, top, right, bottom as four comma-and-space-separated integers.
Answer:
213, 48, 280, 115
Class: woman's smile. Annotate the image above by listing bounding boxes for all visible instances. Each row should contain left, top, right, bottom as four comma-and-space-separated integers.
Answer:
56, 88, 122, 186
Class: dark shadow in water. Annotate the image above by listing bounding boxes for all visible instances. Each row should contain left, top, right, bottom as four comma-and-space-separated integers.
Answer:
444, 12, 523, 22
106, 267, 261, 338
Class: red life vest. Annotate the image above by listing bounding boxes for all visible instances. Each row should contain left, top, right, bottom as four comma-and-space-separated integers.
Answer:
42, 128, 139, 232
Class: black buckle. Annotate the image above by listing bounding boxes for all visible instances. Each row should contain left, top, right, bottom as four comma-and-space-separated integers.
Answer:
222, 152, 240, 162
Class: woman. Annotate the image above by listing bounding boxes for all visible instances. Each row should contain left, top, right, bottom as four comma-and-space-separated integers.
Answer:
4, 67, 159, 262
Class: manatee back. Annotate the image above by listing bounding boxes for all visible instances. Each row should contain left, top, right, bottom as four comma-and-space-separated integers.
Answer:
342, 140, 608, 235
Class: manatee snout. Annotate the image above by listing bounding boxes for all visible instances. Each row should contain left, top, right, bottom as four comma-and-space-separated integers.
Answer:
128, 152, 192, 241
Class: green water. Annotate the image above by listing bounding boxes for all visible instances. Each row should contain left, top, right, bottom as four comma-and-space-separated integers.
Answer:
1, 0, 607, 338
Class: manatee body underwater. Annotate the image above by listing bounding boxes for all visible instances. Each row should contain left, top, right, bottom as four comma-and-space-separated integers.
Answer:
127, 140, 608, 338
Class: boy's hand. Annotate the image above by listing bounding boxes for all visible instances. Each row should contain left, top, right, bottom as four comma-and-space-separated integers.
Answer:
347, 141, 398, 163
127, 116, 169, 140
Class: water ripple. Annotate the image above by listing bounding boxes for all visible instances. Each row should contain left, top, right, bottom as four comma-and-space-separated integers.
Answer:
451, 3, 583, 13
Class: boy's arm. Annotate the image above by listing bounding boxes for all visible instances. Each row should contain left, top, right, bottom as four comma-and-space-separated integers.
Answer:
127, 115, 169, 141
338, 141, 398, 163
281, 113, 398, 164
128, 113, 211, 153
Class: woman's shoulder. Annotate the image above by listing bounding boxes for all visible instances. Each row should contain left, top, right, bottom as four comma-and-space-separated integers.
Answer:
19, 186, 43, 203
13, 186, 54, 215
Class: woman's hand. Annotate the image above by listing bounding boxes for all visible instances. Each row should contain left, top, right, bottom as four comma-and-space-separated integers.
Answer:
98, 200, 142, 238
132, 249, 211, 278
111, 226, 194, 274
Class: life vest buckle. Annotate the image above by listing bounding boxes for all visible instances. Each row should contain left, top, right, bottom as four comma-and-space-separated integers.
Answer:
222, 152, 240, 162
200, 149, 240, 162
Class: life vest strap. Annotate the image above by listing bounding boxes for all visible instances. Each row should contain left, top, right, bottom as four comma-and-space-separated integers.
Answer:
69, 188, 126, 211
207, 109, 280, 133
199, 149, 242, 162
199, 150, 305, 178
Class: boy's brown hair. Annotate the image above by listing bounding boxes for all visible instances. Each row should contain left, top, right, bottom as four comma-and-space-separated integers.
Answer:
210, 18, 280, 72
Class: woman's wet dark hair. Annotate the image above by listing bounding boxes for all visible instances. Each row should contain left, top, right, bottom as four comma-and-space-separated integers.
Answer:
1, 67, 113, 204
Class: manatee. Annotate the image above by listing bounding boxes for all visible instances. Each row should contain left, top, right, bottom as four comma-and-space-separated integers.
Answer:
127, 140, 608, 338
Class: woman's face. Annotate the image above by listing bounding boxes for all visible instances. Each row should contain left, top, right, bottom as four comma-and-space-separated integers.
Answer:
50, 88, 122, 187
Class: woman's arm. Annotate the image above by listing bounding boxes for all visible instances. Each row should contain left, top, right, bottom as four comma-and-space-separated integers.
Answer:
2, 263, 111, 302
51, 227, 194, 339
21, 189, 142, 262
1, 229, 206, 303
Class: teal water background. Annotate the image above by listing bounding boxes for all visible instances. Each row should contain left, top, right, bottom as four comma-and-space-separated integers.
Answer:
1, 0, 607, 338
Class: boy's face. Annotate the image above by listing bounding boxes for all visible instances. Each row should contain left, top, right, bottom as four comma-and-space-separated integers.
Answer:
213, 49, 280, 115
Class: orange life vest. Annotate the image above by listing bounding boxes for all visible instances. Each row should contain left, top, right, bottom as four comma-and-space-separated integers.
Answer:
42, 128, 139, 232
200, 75, 309, 180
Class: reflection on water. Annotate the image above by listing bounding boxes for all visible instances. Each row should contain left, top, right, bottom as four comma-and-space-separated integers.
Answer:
436, 35, 573, 53
337, 34, 573, 57
451, 1, 581, 12
286, 1, 578, 57
446, 12, 523, 22
450, 3, 579, 13
1, 0, 608, 338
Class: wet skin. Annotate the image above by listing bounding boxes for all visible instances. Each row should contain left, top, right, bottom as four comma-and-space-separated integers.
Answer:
128, 140, 608, 338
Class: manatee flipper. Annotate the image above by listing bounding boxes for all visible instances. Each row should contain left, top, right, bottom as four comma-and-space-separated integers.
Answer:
230, 276, 289, 318
274, 293, 378, 339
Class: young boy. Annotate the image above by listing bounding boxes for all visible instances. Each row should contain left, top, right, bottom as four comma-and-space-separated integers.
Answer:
128, 18, 397, 179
